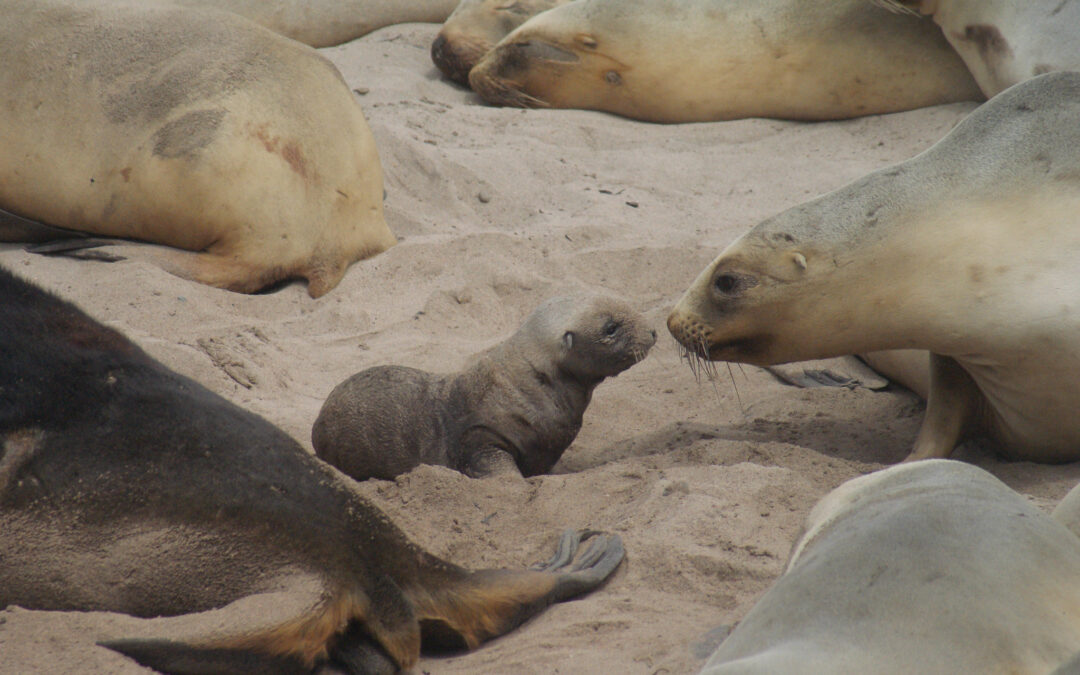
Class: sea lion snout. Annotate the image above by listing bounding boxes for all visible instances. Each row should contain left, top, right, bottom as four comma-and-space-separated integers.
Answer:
432, 32, 490, 84
666, 309, 712, 359
470, 39, 579, 108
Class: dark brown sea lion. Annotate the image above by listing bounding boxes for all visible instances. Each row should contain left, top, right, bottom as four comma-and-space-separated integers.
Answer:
312, 294, 656, 479
0, 267, 624, 674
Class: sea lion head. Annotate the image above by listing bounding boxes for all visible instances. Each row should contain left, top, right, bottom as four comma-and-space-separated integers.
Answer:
432, 0, 570, 84
667, 208, 846, 368
468, 3, 635, 115
525, 295, 656, 380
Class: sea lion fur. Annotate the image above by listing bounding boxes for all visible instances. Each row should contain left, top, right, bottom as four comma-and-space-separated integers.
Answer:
312, 294, 656, 479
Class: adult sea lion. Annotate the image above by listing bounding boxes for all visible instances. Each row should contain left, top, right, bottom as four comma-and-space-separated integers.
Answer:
312, 294, 656, 479
431, 0, 572, 84
668, 71, 1080, 463
467, 0, 983, 123
876, 0, 1080, 98
0, 0, 396, 298
0, 266, 624, 674
173, 0, 461, 47
700, 460, 1080, 674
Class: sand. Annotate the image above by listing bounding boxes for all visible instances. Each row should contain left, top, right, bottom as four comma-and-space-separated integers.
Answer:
4, 21, 1080, 675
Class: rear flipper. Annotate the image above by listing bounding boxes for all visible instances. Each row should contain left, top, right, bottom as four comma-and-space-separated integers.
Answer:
97, 639, 310, 675
537, 529, 625, 602
765, 356, 889, 390
0, 207, 90, 243
463, 446, 524, 479
94, 581, 408, 675
414, 529, 625, 653
149, 247, 344, 298
26, 238, 127, 262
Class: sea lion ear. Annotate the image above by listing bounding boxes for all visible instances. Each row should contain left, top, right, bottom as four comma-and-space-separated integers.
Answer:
790, 252, 807, 271
563, 331, 574, 350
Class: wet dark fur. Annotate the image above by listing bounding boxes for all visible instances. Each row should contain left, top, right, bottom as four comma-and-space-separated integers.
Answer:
0, 268, 623, 673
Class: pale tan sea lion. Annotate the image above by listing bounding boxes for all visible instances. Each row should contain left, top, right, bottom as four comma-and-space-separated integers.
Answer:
174, 0, 461, 47
668, 72, 1080, 463
700, 460, 1080, 674
0, 0, 396, 298
313, 295, 657, 479
432, 0, 572, 84
876, 0, 1080, 97
468, 0, 983, 123
0, 266, 624, 674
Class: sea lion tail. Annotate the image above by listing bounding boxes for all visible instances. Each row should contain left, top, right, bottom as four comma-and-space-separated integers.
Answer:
410, 529, 624, 652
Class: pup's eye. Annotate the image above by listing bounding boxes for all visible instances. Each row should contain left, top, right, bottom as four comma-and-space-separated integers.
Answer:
603, 320, 620, 336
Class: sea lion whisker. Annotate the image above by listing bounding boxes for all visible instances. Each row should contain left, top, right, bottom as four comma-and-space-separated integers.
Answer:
726, 361, 744, 412
475, 75, 550, 108
677, 343, 701, 382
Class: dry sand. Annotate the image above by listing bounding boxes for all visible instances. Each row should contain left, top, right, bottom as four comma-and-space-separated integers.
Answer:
4, 22, 1080, 675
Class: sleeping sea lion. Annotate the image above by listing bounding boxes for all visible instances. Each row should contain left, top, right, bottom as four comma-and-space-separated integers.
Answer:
668, 71, 1080, 463
312, 295, 656, 479
431, 0, 572, 84
467, 0, 983, 123
876, 0, 1080, 97
701, 460, 1080, 674
174, 0, 461, 47
0, 266, 624, 674
0, 0, 396, 297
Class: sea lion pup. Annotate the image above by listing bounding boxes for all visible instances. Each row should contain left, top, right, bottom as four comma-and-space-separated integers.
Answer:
432, 0, 572, 84
0, 267, 625, 675
467, 0, 983, 123
0, 0, 396, 298
700, 460, 1080, 674
668, 71, 1080, 463
876, 0, 1080, 98
313, 294, 656, 479
172, 0, 461, 47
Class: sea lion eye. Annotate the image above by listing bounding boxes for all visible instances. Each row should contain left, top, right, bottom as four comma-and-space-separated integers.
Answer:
714, 274, 739, 294
602, 320, 620, 336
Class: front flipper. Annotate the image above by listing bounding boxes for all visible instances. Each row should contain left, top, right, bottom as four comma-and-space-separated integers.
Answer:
462, 446, 524, 479
409, 529, 624, 653
904, 353, 983, 462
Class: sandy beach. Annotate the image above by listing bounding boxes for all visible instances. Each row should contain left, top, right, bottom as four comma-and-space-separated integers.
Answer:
4, 22, 1080, 675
